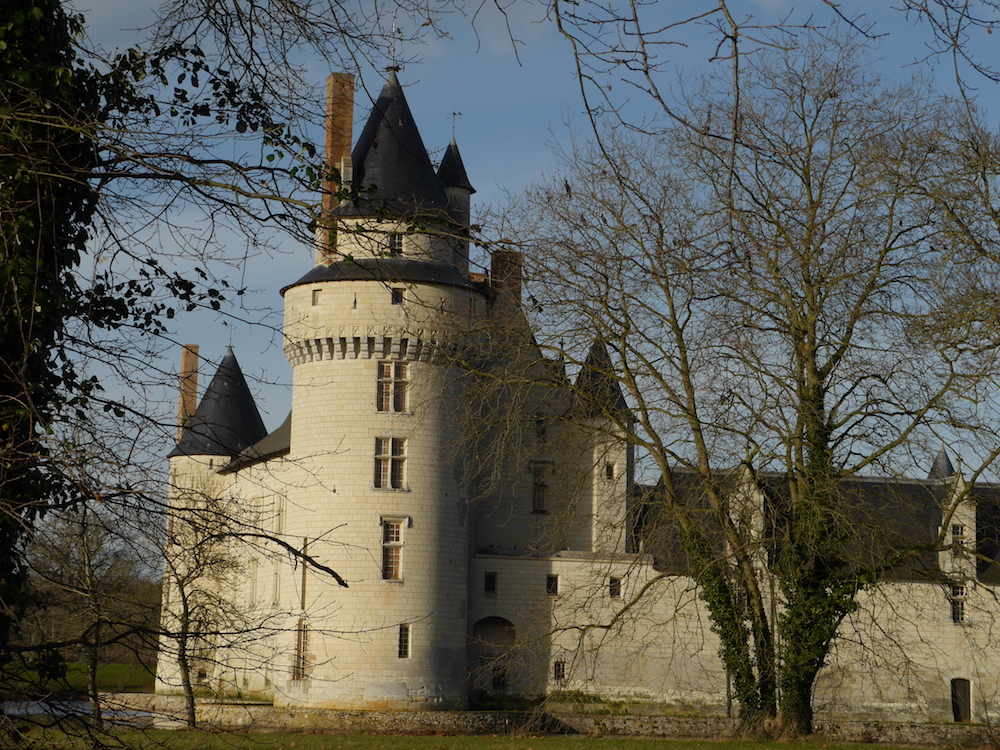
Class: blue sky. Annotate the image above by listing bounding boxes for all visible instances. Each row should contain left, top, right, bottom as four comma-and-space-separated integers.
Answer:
72, 0, 1000, 433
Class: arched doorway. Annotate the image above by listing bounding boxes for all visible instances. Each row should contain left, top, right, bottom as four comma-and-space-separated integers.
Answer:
470, 617, 516, 695
952, 678, 972, 723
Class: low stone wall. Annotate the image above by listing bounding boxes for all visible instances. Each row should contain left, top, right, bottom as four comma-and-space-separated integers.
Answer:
104, 694, 998, 746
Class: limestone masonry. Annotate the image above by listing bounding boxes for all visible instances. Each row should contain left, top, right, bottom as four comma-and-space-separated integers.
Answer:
156, 71, 1000, 724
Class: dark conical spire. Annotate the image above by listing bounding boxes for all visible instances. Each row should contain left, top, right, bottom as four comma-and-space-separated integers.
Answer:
168, 347, 268, 458
928, 446, 956, 480
573, 340, 630, 420
437, 135, 475, 193
337, 71, 448, 218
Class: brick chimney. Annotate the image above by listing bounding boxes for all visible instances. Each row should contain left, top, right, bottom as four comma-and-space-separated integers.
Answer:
491, 249, 523, 302
318, 72, 355, 263
177, 344, 199, 440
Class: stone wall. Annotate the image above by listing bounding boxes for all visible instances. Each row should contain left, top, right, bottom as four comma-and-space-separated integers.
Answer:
107, 694, 1000, 745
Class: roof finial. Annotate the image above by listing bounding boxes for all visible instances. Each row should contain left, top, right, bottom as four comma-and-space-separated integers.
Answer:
451, 111, 462, 137
389, 10, 402, 73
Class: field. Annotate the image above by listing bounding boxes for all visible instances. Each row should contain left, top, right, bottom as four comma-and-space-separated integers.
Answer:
2, 662, 155, 698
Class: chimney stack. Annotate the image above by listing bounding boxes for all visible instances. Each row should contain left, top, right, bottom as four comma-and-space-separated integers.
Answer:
177, 344, 199, 440
491, 249, 523, 303
319, 72, 355, 263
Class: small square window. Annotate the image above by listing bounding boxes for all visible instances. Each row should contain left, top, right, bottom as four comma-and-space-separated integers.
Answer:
391, 288, 404, 305
311, 289, 321, 306
553, 660, 566, 682
546, 575, 559, 596
484, 572, 497, 595
609, 577, 621, 599
398, 624, 410, 658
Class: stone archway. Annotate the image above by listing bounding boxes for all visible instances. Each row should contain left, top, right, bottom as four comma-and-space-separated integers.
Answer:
470, 617, 516, 695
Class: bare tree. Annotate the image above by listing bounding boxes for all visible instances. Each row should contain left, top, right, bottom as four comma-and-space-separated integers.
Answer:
486, 33, 1000, 734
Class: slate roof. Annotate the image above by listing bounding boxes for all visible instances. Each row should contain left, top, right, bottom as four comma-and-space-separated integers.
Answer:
168, 348, 268, 458
572, 340, 631, 420
281, 256, 483, 296
336, 70, 449, 218
436, 136, 475, 193
222, 410, 292, 473
928, 446, 956, 480
637, 465, 1000, 584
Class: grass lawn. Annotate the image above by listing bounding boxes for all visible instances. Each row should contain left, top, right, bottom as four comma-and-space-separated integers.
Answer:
3, 662, 155, 697
26, 731, 925, 750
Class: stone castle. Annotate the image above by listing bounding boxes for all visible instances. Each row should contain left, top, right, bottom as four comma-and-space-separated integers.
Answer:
156, 71, 1000, 724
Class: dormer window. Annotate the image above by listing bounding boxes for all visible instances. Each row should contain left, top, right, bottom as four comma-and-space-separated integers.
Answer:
388, 233, 404, 256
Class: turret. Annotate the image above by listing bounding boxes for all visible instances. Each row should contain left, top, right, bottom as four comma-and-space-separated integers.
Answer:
564, 340, 635, 553
437, 136, 475, 271
274, 70, 481, 710
168, 346, 268, 460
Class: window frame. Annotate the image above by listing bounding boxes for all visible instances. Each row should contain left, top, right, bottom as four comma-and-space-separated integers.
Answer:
388, 233, 404, 256
532, 466, 547, 513
484, 571, 498, 595
546, 574, 559, 596
950, 583, 968, 624
609, 576, 621, 599
398, 623, 411, 658
381, 518, 405, 581
377, 362, 409, 413
375, 437, 407, 490
553, 660, 566, 682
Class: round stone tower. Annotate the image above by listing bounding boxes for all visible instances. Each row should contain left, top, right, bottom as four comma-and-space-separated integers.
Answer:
275, 71, 483, 708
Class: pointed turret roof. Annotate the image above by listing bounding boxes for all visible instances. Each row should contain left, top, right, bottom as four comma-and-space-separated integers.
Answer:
337, 70, 448, 218
928, 446, 956, 480
168, 347, 268, 458
436, 135, 475, 193
573, 340, 630, 420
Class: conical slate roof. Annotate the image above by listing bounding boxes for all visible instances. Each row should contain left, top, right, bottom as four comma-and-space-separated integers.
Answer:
928, 446, 956, 480
337, 70, 448, 218
436, 135, 475, 193
573, 340, 630, 420
168, 347, 268, 458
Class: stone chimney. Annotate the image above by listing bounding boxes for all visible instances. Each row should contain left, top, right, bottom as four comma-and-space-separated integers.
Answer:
177, 344, 199, 440
491, 249, 523, 302
318, 72, 355, 263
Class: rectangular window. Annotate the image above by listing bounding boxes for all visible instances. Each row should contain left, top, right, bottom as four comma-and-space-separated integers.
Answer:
377, 362, 409, 412
950, 584, 967, 623
546, 574, 559, 596
292, 618, 309, 680
605, 463, 616, 481
382, 520, 403, 580
398, 624, 410, 658
388, 233, 404, 256
609, 577, 621, 599
534, 415, 547, 442
484, 572, 497, 595
553, 660, 566, 682
311, 289, 321, 306
375, 438, 406, 489
391, 288, 404, 305
952, 524, 967, 555
532, 466, 547, 513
